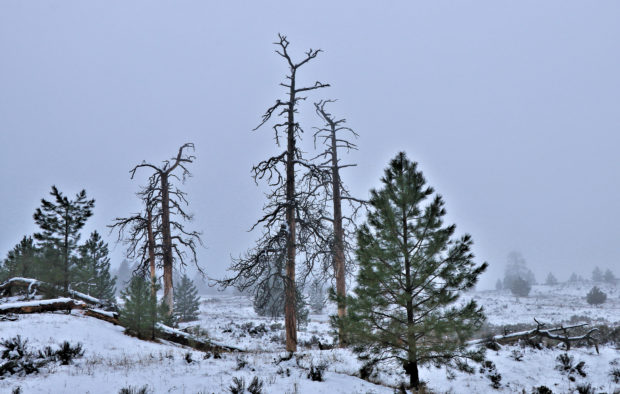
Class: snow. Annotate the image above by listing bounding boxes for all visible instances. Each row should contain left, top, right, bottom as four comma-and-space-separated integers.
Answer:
0, 282, 618, 393
0, 297, 82, 310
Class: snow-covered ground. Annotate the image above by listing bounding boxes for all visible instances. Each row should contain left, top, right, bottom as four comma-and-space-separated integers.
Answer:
474, 282, 620, 326
0, 282, 618, 393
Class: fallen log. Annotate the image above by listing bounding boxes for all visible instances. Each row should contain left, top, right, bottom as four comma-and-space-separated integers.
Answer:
0, 277, 110, 309
83, 308, 120, 325
0, 297, 119, 324
0, 293, 242, 354
468, 322, 589, 345
0, 297, 84, 314
155, 323, 243, 353
469, 319, 599, 354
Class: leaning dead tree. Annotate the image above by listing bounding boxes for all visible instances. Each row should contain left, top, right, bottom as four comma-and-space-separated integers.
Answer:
221, 35, 330, 352
109, 188, 162, 293
313, 100, 365, 346
122, 143, 202, 315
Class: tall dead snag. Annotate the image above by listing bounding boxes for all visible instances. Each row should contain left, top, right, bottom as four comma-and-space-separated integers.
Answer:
120, 143, 202, 315
222, 35, 329, 352
313, 100, 364, 346
109, 190, 161, 293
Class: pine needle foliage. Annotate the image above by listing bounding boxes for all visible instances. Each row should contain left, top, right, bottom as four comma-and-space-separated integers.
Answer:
74, 231, 116, 305
339, 152, 487, 389
119, 276, 159, 339
33, 186, 95, 294
174, 274, 200, 322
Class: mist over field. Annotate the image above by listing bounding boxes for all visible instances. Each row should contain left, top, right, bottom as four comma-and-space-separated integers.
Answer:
0, 1, 619, 393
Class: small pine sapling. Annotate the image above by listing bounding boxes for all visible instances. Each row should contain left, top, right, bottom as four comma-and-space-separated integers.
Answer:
174, 274, 200, 322
119, 276, 159, 339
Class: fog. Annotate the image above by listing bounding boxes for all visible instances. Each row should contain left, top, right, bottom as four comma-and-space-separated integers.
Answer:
1, 1, 619, 290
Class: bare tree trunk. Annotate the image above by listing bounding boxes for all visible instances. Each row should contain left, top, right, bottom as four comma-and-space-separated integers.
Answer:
147, 208, 157, 295
64, 209, 70, 295
314, 100, 362, 346
330, 126, 347, 346
160, 174, 174, 315
285, 75, 298, 352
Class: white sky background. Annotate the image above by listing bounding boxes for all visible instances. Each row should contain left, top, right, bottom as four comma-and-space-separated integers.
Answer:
1, 1, 619, 289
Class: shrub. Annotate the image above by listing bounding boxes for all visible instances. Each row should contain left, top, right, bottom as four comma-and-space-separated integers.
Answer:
55, 341, 84, 365
532, 386, 553, 394
479, 360, 501, 389
0, 336, 83, 377
510, 349, 524, 362
228, 377, 245, 394
586, 286, 607, 305
610, 366, 620, 383
307, 362, 327, 382
555, 353, 586, 378
247, 376, 264, 394
575, 383, 594, 394
118, 386, 150, 394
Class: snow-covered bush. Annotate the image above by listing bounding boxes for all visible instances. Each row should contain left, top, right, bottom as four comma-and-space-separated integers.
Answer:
575, 383, 594, 394
228, 376, 264, 394
555, 353, 586, 380
307, 362, 327, 382
118, 385, 150, 394
610, 366, 620, 383
586, 286, 606, 305
479, 360, 501, 389
0, 336, 84, 377
55, 341, 84, 365
532, 386, 553, 394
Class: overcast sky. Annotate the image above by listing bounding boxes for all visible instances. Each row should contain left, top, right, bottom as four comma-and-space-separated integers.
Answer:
1, 1, 619, 289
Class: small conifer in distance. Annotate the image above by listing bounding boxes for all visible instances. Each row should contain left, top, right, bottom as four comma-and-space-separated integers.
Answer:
174, 274, 201, 322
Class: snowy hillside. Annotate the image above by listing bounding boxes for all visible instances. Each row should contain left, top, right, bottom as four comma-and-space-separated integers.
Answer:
0, 281, 618, 393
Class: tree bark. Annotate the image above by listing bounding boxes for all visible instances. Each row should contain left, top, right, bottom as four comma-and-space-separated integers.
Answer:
146, 208, 157, 295
330, 124, 347, 347
160, 174, 174, 315
64, 207, 70, 295
284, 71, 298, 352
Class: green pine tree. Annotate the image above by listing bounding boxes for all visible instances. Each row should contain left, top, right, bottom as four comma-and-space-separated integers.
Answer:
1, 236, 40, 282
174, 274, 201, 322
33, 186, 95, 293
74, 231, 116, 304
119, 275, 159, 339
339, 153, 487, 389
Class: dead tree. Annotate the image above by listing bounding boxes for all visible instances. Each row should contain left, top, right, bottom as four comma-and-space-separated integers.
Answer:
123, 143, 202, 315
221, 35, 329, 352
313, 100, 365, 346
109, 190, 161, 294
469, 319, 599, 353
